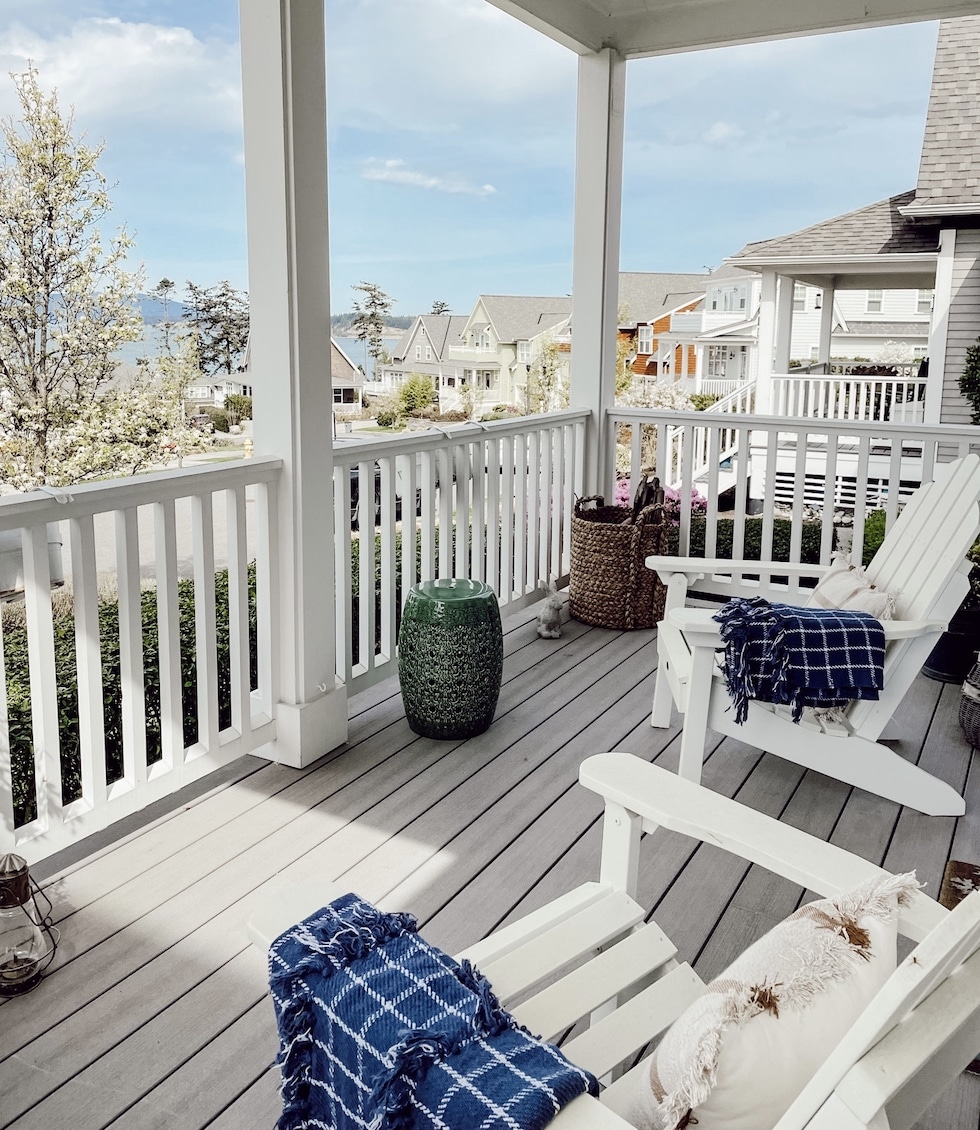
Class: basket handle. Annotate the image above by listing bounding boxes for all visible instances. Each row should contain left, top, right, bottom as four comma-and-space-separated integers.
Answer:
633, 502, 665, 526
574, 494, 605, 515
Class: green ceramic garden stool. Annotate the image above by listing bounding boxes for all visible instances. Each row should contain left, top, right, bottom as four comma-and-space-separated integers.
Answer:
397, 578, 503, 740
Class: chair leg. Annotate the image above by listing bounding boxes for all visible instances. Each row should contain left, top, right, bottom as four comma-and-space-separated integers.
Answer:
677, 646, 715, 784
651, 653, 675, 728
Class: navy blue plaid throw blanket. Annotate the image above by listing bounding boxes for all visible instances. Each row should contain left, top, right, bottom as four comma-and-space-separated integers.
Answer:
713, 596, 885, 724
268, 893, 598, 1130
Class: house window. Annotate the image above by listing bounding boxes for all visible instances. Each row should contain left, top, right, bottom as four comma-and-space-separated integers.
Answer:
637, 326, 653, 354
917, 289, 934, 315
474, 329, 491, 351
913, 345, 928, 359
517, 341, 531, 363
706, 345, 727, 378
415, 344, 421, 360
476, 369, 494, 390
425, 345, 432, 361
866, 289, 883, 313
793, 283, 806, 313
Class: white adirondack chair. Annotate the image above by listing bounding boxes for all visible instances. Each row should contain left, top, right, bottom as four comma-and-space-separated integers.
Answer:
249, 752, 980, 1130
646, 453, 980, 817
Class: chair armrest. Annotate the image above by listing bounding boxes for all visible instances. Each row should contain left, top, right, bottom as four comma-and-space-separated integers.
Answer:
578, 753, 945, 941
646, 555, 831, 581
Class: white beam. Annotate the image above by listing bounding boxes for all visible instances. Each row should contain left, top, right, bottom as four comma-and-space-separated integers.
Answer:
818, 283, 836, 366
493, 0, 980, 59
926, 228, 955, 425
756, 269, 778, 413
569, 48, 627, 496
240, 0, 348, 767
774, 276, 794, 372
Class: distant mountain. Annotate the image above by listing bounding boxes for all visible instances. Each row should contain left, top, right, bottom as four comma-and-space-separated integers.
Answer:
137, 294, 188, 324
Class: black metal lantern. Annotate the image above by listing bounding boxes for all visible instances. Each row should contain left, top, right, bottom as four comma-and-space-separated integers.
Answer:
0, 853, 58, 996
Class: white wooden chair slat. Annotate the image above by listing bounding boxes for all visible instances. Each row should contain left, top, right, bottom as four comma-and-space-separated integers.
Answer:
248, 752, 980, 1130
477, 888, 646, 1002
511, 920, 680, 1040
558, 961, 706, 1079
648, 454, 980, 816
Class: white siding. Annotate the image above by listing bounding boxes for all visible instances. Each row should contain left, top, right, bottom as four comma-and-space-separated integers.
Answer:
941, 229, 980, 426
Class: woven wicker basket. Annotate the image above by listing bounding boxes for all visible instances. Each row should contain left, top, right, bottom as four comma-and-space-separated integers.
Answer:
568, 495, 670, 630
958, 658, 980, 747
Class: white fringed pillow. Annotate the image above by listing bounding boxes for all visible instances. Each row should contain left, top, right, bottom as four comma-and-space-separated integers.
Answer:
806, 555, 897, 619
624, 871, 918, 1130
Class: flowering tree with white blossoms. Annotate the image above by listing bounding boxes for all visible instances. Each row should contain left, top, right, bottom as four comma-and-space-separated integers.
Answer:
0, 65, 180, 489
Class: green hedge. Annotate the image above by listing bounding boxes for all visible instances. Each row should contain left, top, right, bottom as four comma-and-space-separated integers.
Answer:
4, 566, 257, 827
678, 515, 825, 562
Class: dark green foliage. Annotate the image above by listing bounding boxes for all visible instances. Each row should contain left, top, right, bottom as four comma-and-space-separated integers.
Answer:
4, 565, 257, 827
861, 509, 888, 566
202, 406, 230, 432
689, 393, 721, 411
397, 374, 435, 415
676, 516, 824, 562
958, 336, 980, 425
223, 394, 252, 423
375, 407, 400, 429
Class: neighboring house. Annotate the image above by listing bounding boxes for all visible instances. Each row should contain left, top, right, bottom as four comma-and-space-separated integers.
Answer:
712, 15, 980, 424
445, 295, 573, 413
331, 338, 364, 409
376, 315, 468, 397
658, 265, 933, 391
616, 270, 710, 382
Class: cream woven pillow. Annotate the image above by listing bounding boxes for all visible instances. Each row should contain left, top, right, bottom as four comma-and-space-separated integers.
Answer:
806, 554, 897, 619
624, 871, 918, 1130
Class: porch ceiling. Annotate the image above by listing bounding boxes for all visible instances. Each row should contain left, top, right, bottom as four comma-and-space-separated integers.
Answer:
723, 254, 940, 291
488, 0, 980, 57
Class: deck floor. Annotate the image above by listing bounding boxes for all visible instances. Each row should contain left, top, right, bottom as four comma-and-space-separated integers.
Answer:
2, 602, 978, 1129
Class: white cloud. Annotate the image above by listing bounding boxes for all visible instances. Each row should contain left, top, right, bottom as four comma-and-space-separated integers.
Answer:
703, 121, 744, 145
361, 158, 496, 196
0, 16, 241, 134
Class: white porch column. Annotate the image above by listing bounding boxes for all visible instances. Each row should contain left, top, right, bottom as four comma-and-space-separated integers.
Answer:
755, 269, 777, 413
774, 275, 794, 373
240, 0, 348, 767
818, 282, 835, 368
569, 48, 626, 496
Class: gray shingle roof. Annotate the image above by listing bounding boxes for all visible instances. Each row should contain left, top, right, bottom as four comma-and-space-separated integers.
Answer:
419, 315, 467, 359
479, 295, 572, 342
331, 339, 359, 382
730, 191, 940, 260
617, 271, 708, 325
914, 16, 980, 211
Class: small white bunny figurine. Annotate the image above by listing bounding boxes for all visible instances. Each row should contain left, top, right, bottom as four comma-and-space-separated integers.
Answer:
536, 579, 563, 639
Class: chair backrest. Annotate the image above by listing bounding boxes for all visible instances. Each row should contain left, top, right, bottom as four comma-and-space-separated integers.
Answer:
865, 453, 980, 621
781, 887, 980, 1130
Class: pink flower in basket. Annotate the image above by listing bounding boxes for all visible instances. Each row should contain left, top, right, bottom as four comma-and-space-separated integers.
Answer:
614, 478, 707, 522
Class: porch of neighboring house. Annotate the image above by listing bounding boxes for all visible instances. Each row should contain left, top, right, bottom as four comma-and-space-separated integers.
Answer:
0, 599, 978, 1129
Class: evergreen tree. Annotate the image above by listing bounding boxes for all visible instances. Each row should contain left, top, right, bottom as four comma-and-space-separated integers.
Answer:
959, 336, 980, 425
429, 300, 450, 315
351, 281, 393, 369
183, 280, 250, 375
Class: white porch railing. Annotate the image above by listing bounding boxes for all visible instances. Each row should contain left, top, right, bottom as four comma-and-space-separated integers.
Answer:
771, 373, 928, 423
608, 408, 980, 602
332, 410, 588, 694
0, 457, 282, 861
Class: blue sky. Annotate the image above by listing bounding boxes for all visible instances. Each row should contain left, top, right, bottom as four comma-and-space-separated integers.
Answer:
0, 1, 940, 316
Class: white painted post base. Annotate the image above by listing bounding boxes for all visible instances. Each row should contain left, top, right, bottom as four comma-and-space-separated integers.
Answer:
257, 678, 348, 768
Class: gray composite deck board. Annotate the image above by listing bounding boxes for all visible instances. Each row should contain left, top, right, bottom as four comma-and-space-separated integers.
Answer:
0, 604, 978, 1129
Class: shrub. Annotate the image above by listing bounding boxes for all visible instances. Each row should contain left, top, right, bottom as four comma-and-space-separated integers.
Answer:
397, 374, 435, 416
375, 407, 400, 428
203, 406, 230, 432
223, 393, 252, 423
676, 516, 824, 563
689, 393, 720, 411
5, 566, 257, 827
